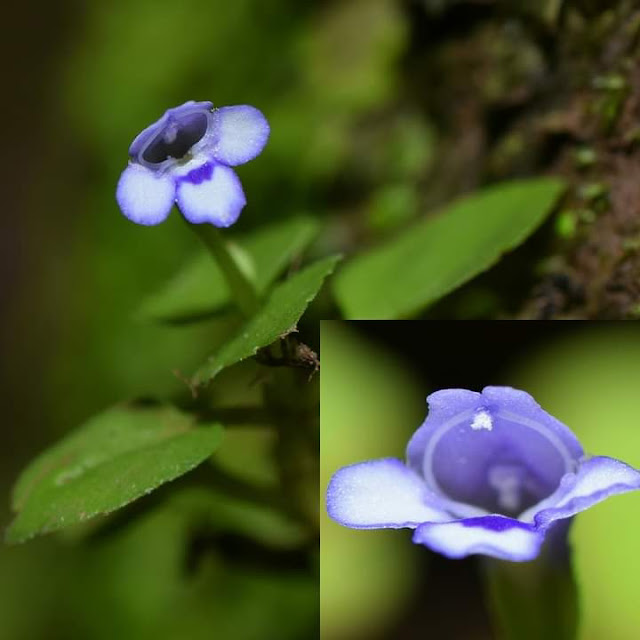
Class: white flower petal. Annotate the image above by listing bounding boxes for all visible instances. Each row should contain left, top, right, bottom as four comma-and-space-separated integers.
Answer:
533, 456, 640, 527
115, 164, 175, 225
413, 516, 544, 561
211, 105, 270, 166
326, 458, 449, 529
176, 163, 246, 227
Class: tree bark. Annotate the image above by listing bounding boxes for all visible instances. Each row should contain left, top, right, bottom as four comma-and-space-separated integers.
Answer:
403, 0, 640, 318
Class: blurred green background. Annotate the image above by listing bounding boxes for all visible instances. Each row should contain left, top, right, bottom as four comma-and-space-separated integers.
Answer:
3, 0, 638, 637
0, 0, 386, 637
321, 321, 640, 640
1, 0, 415, 486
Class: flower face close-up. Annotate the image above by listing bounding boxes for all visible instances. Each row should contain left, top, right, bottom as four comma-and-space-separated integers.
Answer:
326, 386, 640, 562
116, 101, 270, 227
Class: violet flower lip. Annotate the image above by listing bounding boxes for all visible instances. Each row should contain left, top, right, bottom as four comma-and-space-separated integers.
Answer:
326, 386, 640, 562
116, 100, 270, 227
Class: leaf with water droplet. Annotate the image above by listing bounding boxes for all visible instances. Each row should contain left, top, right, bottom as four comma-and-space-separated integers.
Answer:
6, 404, 223, 543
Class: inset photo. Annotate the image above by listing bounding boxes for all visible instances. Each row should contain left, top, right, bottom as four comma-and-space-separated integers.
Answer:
321, 321, 640, 640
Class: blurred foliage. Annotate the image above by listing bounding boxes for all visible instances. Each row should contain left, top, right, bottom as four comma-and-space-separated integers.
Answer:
138, 216, 320, 322
1, 489, 316, 640
320, 323, 427, 640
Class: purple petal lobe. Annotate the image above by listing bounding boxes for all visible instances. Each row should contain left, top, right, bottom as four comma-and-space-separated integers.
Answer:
406, 389, 482, 474
129, 101, 213, 160
532, 456, 640, 527
211, 105, 270, 166
482, 387, 584, 460
176, 163, 246, 227
413, 515, 544, 561
141, 112, 208, 165
326, 458, 449, 529
116, 164, 175, 226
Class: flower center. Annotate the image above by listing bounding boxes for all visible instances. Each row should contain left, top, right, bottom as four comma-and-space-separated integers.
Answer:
486, 463, 538, 513
423, 407, 575, 517
141, 113, 208, 165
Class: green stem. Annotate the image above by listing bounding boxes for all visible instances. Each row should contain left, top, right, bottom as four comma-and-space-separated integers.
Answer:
195, 406, 275, 426
263, 367, 319, 531
481, 525, 579, 640
185, 220, 261, 317
193, 463, 310, 528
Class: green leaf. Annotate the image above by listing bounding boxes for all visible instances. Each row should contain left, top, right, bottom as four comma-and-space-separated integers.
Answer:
333, 178, 565, 319
138, 216, 320, 322
6, 405, 223, 543
193, 255, 340, 385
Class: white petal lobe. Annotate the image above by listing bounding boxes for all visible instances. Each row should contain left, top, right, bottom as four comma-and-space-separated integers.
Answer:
176, 164, 246, 227
413, 518, 544, 561
326, 458, 449, 529
212, 105, 270, 166
116, 164, 175, 225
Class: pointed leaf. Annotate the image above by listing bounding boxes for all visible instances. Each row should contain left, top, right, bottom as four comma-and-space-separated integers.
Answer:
7, 405, 223, 543
138, 216, 320, 322
334, 178, 566, 319
193, 255, 340, 385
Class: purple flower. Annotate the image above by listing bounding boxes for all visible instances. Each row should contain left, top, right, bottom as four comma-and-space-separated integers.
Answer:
116, 100, 269, 227
326, 387, 640, 562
